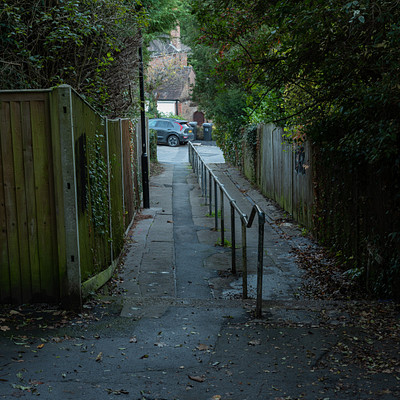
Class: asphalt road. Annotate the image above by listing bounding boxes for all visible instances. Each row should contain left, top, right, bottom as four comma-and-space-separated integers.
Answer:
157, 142, 225, 164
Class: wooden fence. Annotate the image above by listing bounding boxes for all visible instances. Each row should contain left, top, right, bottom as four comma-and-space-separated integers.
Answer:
0, 86, 143, 308
242, 123, 314, 229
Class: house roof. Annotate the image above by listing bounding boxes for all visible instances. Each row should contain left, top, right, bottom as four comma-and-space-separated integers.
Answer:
148, 36, 191, 57
157, 67, 193, 101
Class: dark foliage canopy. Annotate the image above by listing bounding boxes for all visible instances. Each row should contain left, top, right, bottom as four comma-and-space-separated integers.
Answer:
191, 0, 400, 166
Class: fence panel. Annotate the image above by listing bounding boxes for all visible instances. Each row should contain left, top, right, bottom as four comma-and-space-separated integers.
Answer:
71, 91, 112, 282
0, 91, 59, 303
249, 123, 314, 229
0, 87, 142, 306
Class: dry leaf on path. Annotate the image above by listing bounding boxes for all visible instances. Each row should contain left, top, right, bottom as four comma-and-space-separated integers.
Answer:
188, 375, 205, 383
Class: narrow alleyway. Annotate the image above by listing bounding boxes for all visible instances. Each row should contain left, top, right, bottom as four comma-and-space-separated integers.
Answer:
0, 144, 399, 399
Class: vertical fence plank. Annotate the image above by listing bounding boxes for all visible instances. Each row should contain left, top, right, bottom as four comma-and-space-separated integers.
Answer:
10, 101, 32, 302
122, 120, 134, 228
48, 90, 68, 301
108, 120, 124, 257
0, 101, 12, 301
21, 100, 41, 301
30, 98, 59, 299
1, 101, 22, 302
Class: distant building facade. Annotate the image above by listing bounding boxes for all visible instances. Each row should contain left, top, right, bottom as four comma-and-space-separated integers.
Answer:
148, 27, 205, 124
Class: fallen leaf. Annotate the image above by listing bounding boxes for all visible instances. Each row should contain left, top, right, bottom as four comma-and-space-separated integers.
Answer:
96, 352, 103, 362
248, 340, 261, 346
106, 388, 129, 395
12, 384, 32, 391
196, 344, 210, 351
30, 380, 44, 385
188, 375, 205, 383
129, 337, 137, 343
37, 344, 45, 349
0, 326, 10, 332
140, 354, 149, 359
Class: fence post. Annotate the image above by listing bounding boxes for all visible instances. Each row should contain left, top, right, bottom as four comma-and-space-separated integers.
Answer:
49, 85, 82, 309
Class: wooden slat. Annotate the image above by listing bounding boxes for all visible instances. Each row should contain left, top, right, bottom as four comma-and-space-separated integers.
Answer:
21, 101, 43, 300
0, 101, 12, 301
48, 89, 67, 299
43, 96, 59, 298
108, 120, 124, 256
0, 92, 49, 102
122, 120, 132, 227
10, 101, 32, 302
1, 101, 22, 302
30, 99, 57, 299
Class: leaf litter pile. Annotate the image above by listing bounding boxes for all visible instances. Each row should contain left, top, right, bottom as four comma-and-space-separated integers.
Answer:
291, 244, 400, 389
292, 245, 366, 301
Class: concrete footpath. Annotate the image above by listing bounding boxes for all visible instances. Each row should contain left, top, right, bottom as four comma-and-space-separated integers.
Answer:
0, 151, 399, 399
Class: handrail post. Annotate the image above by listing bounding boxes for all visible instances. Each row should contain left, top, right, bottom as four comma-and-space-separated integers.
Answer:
231, 202, 236, 274
214, 180, 218, 231
241, 218, 247, 299
201, 162, 204, 196
220, 187, 224, 246
255, 212, 265, 318
204, 165, 208, 200
209, 171, 212, 212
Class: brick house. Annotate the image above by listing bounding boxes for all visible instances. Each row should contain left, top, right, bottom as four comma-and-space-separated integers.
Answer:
148, 27, 205, 124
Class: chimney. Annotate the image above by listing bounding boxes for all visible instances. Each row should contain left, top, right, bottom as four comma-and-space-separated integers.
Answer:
170, 25, 181, 51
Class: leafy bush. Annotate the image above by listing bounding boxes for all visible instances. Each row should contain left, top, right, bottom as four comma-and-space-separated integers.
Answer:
1, 0, 147, 116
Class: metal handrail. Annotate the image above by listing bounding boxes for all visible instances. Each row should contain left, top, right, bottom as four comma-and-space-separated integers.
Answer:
188, 142, 266, 318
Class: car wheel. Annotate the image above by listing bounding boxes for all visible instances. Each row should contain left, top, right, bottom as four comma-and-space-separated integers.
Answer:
167, 135, 180, 147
